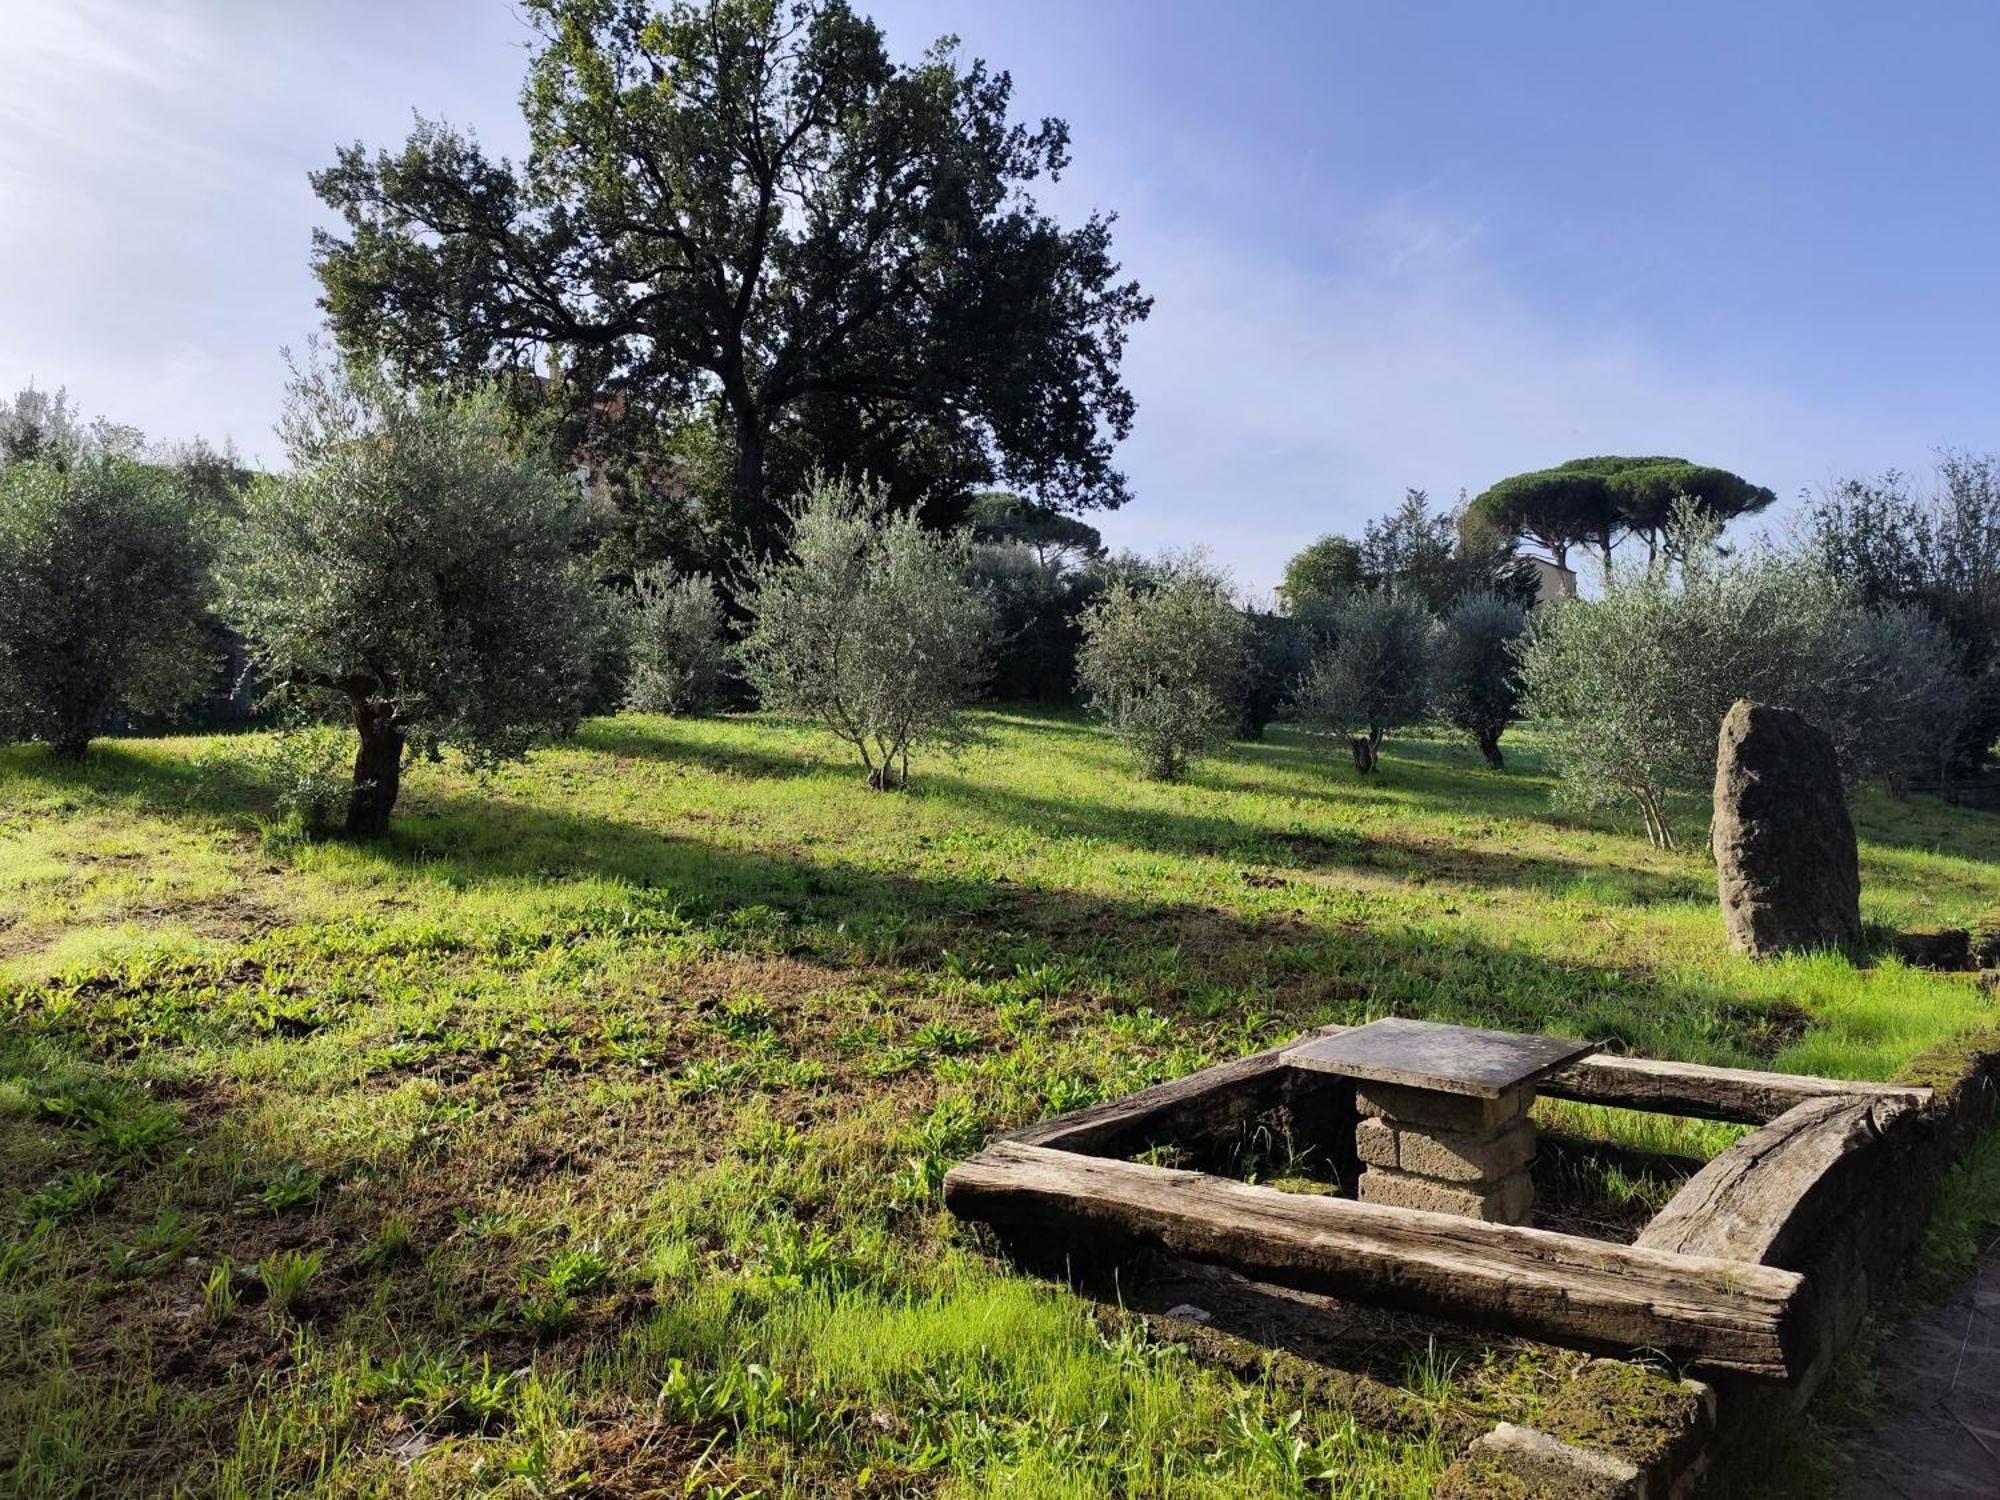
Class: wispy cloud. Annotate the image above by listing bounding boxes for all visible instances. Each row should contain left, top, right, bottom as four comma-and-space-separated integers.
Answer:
1097, 198, 1925, 590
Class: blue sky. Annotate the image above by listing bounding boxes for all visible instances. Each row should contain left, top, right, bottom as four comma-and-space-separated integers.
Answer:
5, 1, 1997, 593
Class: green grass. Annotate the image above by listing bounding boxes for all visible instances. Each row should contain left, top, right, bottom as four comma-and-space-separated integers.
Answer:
2, 709, 1997, 1497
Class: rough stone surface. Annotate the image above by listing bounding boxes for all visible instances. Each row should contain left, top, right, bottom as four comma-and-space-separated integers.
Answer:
1444, 1423, 1643, 1500
1354, 1115, 1536, 1183
1712, 700, 1862, 960
1354, 1081, 1531, 1135
1288, 1018, 1598, 1097
1358, 1166, 1534, 1223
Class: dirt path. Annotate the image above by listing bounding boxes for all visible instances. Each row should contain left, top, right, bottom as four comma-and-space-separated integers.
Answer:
1836, 1244, 2000, 1498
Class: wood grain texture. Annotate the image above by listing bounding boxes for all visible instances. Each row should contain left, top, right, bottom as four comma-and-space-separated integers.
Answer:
1636, 1093, 1919, 1267
946, 1140, 1811, 1378
1005, 1023, 1349, 1155
1543, 1053, 1930, 1125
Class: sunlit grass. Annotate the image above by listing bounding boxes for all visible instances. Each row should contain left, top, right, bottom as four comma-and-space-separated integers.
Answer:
2, 708, 1997, 1495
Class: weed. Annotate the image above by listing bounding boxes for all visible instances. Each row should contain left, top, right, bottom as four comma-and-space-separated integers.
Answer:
538, 1244, 614, 1298
715, 994, 775, 1039
911, 1019, 981, 1055
22, 1168, 114, 1222
678, 1057, 755, 1098
255, 1247, 323, 1316
106, 1210, 200, 1282
361, 1352, 520, 1433
201, 1261, 238, 1321
235, 1162, 324, 1217
362, 1215, 415, 1267
84, 1101, 180, 1162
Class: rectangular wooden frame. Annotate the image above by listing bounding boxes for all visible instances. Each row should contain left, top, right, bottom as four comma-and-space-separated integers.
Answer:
944, 1025, 1931, 1382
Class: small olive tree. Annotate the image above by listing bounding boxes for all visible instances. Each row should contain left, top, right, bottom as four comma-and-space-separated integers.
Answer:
0, 444, 215, 760
1293, 593, 1435, 772
1432, 592, 1527, 769
227, 363, 606, 836
626, 566, 728, 715
1517, 503, 1954, 847
736, 476, 994, 788
1076, 555, 1248, 780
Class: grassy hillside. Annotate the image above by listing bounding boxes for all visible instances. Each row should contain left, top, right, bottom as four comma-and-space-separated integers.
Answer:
4, 710, 1996, 1497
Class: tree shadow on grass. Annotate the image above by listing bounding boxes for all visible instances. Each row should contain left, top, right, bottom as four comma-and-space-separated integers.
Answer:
7, 737, 1798, 1067
576, 716, 832, 782
916, 770, 1707, 906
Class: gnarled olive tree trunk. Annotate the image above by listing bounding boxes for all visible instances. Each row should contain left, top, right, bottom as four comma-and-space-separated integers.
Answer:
345, 697, 405, 838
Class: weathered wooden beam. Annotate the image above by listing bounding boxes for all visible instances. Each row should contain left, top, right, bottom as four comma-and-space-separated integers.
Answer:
1007, 1023, 1349, 1157
1636, 1093, 1919, 1267
1008, 1023, 1926, 1169
1542, 1053, 1930, 1125
946, 1140, 1811, 1379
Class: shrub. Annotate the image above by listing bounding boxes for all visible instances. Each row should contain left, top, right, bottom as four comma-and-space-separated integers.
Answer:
1237, 609, 1311, 740
1517, 503, 1955, 846
226, 360, 606, 836
626, 565, 727, 715
1293, 593, 1436, 772
1076, 555, 1248, 780
253, 723, 355, 842
736, 475, 994, 789
966, 542, 1098, 705
1432, 592, 1528, 769
0, 444, 215, 759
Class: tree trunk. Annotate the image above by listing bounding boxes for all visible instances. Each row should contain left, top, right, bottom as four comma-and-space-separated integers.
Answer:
346, 699, 405, 838
1477, 729, 1506, 770
732, 403, 771, 540
49, 734, 91, 763
1350, 737, 1375, 773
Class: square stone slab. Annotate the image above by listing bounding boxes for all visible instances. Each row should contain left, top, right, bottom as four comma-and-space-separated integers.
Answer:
1285, 1018, 1599, 1098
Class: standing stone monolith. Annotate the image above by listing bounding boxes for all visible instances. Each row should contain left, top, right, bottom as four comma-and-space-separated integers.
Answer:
1712, 699, 1862, 959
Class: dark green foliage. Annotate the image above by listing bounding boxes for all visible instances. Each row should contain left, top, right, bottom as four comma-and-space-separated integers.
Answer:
967, 492, 1105, 571
310, 0, 1150, 575
0, 448, 215, 760
1470, 456, 1774, 576
1283, 494, 1532, 621
966, 492, 1106, 703
1236, 610, 1310, 740
1363, 489, 1535, 613
1432, 593, 1527, 769
1465, 469, 1614, 574
1556, 455, 1775, 564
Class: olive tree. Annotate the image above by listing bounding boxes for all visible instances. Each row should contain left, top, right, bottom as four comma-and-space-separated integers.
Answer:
1076, 556, 1248, 780
0, 447, 215, 759
626, 566, 728, 715
1432, 592, 1527, 769
1293, 593, 1435, 772
227, 363, 606, 836
736, 476, 994, 788
1517, 504, 1954, 847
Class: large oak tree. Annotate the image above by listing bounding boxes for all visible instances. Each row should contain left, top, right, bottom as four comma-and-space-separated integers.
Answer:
311, 0, 1150, 569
